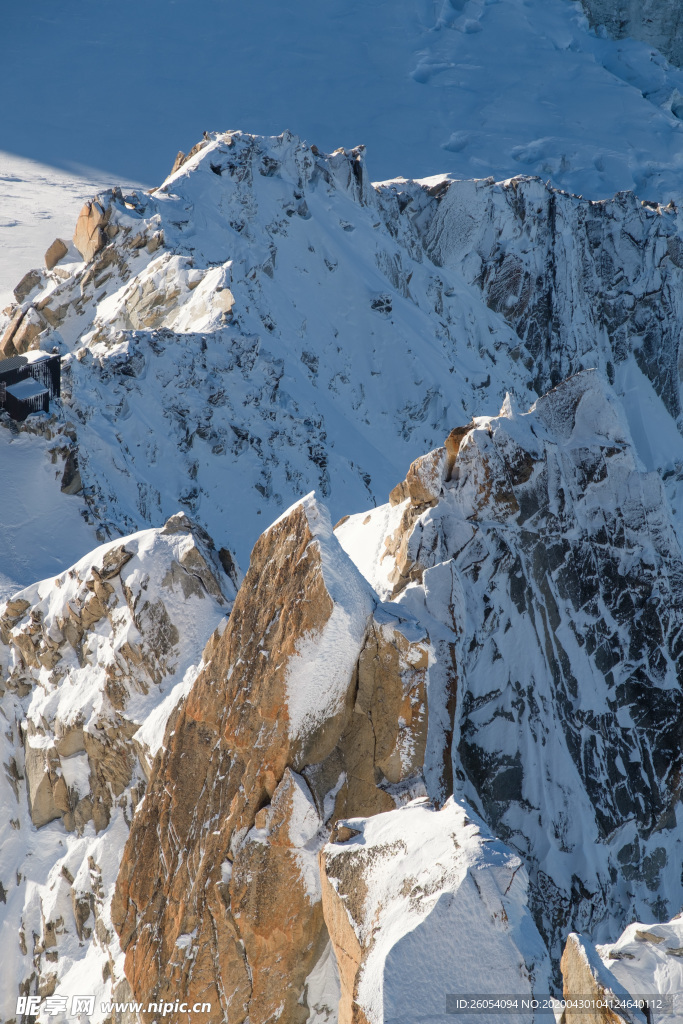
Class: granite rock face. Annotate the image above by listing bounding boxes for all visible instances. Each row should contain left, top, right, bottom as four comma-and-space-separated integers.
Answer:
112, 495, 433, 1024
419, 175, 683, 425
560, 933, 646, 1024
110, 491, 556, 1024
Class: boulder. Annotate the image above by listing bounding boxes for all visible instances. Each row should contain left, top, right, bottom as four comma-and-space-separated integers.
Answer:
24, 742, 63, 828
12, 306, 46, 354
44, 238, 69, 271
0, 306, 24, 357
13, 268, 42, 303
73, 199, 111, 262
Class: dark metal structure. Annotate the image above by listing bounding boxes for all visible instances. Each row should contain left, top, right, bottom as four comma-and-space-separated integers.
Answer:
0, 353, 61, 421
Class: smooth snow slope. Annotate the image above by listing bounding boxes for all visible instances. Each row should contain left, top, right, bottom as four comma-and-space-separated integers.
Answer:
6, 0, 683, 300
0, 427, 96, 603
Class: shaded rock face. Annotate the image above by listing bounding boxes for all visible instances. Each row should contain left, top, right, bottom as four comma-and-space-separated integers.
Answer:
338, 370, 683, 971
421, 176, 683, 424
112, 495, 429, 1024
0, 515, 237, 1019
580, 0, 683, 69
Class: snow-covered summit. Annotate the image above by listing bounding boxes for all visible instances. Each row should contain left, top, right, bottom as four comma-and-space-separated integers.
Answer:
3, 130, 683, 581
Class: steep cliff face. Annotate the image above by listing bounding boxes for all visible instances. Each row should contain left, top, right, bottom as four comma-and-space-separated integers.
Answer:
337, 370, 683, 966
5, 368, 683, 1020
109, 491, 555, 1024
0, 516, 236, 1022
420, 176, 683, 424
559, 933, 646, 1024
580, 0, 683, 69
111, 495, 439, 1024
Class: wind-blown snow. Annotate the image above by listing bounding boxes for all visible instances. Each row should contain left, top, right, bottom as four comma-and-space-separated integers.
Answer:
597, 918, 683, 1023
324, 797, 552, 1024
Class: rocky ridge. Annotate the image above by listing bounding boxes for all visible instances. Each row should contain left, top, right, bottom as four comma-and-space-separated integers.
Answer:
337, 370, 683, 969
111, 494, 442, 1024
3, 371, 683, 1021
2, 131, 683, 1022
106, 372, 683, 1022
3, 131, 683, 568
0, 516, 237, 1021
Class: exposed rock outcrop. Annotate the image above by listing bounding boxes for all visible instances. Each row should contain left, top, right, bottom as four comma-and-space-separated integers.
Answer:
560, 933, 646, 1024
73, 197, 117, 262
580, 0, 683, 69
44, 238, 69, 271
112, 494, 431, 1024
337, 370, 683, 970
0, 515, 238, 1015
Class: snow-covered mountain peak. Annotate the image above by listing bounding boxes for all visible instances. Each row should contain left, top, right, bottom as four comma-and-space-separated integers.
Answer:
4, 129, 683, 580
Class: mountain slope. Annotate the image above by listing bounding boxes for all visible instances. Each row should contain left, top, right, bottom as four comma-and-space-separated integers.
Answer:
3, 130, 683, 576
0, 516, 236, 1022
4, 130, 683, 1020
338, 370, 683, 965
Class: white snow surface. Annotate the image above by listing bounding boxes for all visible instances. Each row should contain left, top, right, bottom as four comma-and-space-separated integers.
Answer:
7, 0, 683, 268
324, 797, 552, 1024
0, 150, 140, 309
282, 494, 376, 740
304, 941, 342, 1024
0, 422, 97, 603
597, 918, 683, 1023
